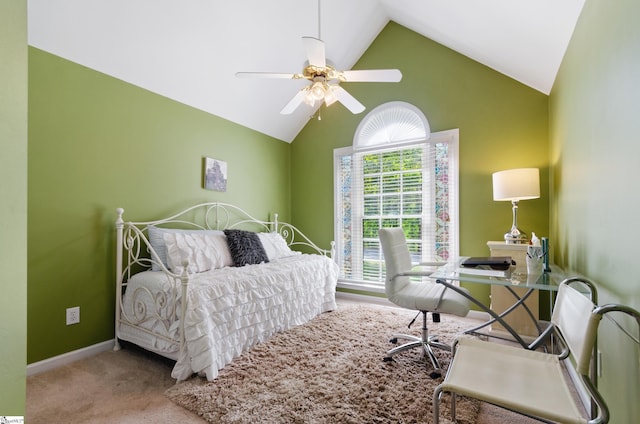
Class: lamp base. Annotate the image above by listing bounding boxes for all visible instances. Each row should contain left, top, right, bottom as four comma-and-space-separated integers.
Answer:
504, 230, 528, 245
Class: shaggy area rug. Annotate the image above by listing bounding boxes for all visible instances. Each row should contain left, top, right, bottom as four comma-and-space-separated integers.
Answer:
166, 304, 479, 424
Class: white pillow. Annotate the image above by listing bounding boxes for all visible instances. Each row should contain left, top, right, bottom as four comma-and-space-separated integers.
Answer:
147, 226, 227, 271
208, 233, 234, 267
257, 232, 296, 260
163, 231, 233, 273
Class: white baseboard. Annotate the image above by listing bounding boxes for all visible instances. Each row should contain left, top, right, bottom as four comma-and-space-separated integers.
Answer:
27, 339, 115, 376
335, 291, 397, 307
27, 296, 487, 376
466, 309, 490, 321
565, 358, 592, 413
336, 290, 490, 321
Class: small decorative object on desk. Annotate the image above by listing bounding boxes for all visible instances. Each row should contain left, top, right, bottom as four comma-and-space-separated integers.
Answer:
541, 237, 551, 272
526, 236, 545, 275
530, 232, 540, 246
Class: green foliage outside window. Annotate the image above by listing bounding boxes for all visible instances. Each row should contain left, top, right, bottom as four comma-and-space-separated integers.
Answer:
336, 137, 454, 284
359, 148, 427, 281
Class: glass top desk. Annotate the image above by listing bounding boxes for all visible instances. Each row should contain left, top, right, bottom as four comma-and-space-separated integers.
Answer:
427, 257, 592, 349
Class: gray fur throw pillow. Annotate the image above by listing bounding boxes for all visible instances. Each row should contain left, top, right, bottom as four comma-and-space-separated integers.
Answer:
223, 229, 269, 267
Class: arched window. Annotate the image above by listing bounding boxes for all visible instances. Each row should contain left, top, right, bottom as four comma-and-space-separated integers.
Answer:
334, 102, 459, 290
353, 101, 431, 149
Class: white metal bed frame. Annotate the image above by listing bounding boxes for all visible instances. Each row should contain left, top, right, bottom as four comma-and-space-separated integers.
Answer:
113, 202, 335, 359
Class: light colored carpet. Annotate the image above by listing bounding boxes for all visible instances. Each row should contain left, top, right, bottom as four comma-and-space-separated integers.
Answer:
165, 304, 478, 424
27, 300, 539, 423
26, 342, 200, 424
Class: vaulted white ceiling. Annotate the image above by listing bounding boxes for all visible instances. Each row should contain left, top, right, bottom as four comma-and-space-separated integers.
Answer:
28, 0, 585, 143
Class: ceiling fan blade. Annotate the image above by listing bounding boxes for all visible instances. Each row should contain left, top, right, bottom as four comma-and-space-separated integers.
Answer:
280, 89, 308, 115
341, 69, 403, 83
235, 72, 299, 79
332, 86, 365, 114
302, 37, 326, 68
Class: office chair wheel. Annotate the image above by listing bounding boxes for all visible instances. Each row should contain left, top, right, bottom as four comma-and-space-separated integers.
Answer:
383, 356, 394, 362
389, 338, 398, 344
429, 371, 442, 379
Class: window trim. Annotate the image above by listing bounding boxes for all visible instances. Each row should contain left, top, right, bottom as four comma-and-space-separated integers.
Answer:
334, 128, 460, 290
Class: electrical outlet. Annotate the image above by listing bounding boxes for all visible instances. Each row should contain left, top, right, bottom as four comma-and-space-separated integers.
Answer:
597, 349, 603, 377
66, 306, 80, 325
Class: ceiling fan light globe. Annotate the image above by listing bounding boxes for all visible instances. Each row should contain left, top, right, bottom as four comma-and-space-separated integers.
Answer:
303, 92, 316, 107
310, 82, 326, 100
324, 85, 337, 106
324, 95, 337, 106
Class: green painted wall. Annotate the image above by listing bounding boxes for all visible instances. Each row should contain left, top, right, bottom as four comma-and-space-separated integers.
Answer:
291, 22, 550, 307
27, 48, 291, 363
550, 0, 640, 421
0, 0, 28, 415
24, 5, 640, 420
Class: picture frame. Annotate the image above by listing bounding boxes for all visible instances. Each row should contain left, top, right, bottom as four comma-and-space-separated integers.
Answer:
203, 157, 227, 192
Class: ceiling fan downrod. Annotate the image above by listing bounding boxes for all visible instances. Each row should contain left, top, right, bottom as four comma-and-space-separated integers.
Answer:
317, 0, 322, 40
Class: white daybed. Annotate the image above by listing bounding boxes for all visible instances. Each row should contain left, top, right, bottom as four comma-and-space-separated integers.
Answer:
114, 202, 338, 381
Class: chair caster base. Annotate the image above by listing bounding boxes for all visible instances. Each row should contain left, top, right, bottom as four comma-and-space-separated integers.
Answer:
383, 356, 394, 362
429, 371, 442, 379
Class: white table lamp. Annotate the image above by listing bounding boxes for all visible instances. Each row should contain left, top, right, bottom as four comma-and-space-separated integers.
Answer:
492, 168, 540, 244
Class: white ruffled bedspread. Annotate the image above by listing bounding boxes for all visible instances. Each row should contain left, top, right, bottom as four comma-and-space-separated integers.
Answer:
120, 254, 338, 380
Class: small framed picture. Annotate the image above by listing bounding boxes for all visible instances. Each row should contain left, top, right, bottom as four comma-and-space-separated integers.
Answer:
203, 157, 227, 192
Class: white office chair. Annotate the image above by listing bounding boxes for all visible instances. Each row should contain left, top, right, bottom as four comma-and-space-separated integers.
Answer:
379, 227, 471, 378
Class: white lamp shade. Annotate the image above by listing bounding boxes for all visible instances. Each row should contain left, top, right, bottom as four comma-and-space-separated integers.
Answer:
492, 168, 540, 201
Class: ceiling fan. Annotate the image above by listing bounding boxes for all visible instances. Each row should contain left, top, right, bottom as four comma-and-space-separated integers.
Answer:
235, 2, 402, 115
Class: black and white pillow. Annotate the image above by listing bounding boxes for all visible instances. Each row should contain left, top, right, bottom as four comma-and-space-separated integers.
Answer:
223, 229, 269, 267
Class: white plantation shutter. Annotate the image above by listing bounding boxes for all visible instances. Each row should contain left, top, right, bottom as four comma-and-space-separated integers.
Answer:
354, 101, 430, 148
334, 103, 458, 289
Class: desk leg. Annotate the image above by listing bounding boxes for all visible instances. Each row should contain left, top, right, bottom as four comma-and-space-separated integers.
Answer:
465, 287, 537, 333
503, 286, 541, 332
436, 279, 530, 349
